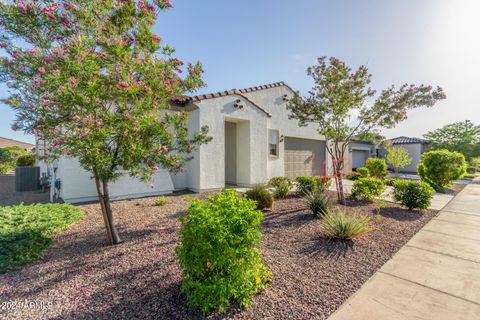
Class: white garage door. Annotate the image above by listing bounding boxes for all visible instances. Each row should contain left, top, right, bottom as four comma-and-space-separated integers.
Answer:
285, 150, 313, 179
352, 150, 368, 169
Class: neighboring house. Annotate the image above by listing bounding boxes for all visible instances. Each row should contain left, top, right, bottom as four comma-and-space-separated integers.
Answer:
38, 82, 330, 203
0, 137, 35, 152
345, 139, 376, 171
384, 136, 430, 173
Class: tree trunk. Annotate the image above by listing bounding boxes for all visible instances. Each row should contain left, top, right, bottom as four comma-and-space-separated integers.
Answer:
93, 171, 121, 245
336, 170, 346, 205
331, 155, 346, 205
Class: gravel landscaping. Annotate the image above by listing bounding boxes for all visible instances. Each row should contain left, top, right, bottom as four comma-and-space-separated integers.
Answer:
0, 191, 437, 320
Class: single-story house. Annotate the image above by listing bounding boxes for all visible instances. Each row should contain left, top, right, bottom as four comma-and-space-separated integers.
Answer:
384, 136, 430, 173
38, 82, 336, 203
0, 136, 35, 152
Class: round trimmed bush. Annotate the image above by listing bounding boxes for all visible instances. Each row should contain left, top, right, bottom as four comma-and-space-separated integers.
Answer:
268, 176, 292, 199
245, 185, 274, 210
356, 167, 369, 178
365, 158, 388, 179
295, 176, 317, 195
418, 150, 467, 191
351, 177, 385, 201
176, 190, 271, 313
393, 180, 434, 210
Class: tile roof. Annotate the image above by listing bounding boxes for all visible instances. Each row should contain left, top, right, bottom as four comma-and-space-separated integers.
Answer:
0, 137, 34, 150
170, 81, 297, 117
389, 136, 430, 144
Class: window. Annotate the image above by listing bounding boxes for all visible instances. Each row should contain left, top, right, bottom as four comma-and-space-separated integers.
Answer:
269, 130, 279, 157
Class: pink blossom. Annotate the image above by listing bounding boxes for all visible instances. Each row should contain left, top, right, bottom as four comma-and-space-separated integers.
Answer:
28, 48, 38, 55
163, 0, 173, 8
119, 81, 128, 89
44, 56, 54, 63
37, 67, 45, 75
70, 78, 77, 87
153, 35, 161, 42
30, 103, 35, 110
161, 145, 168, 153
17, 2, 28, 14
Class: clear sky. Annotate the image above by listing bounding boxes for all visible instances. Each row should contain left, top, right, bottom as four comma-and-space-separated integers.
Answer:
1, 0, 479, 143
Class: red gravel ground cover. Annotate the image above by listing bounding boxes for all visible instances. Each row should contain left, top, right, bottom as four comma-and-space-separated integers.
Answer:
0, 192, 437, 320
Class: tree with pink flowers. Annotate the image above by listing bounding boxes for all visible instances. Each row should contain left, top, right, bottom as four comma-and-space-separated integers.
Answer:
287, 57, 446, 204
0, 0, 211, 244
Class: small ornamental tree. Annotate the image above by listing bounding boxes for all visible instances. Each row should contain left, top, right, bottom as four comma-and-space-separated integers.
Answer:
386, 146, 412, 177
0, 1, 211, 244
287, 57, 446, 203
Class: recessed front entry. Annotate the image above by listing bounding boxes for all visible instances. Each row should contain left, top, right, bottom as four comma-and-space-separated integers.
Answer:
225, 119, 251, 187
225, 121, 237, 185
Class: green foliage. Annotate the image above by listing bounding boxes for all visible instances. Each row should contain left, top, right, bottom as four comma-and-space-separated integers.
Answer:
386, 147, 412, 176
365, 158, 388, 179
245, 185, 274, 210
418, 150, 467, 191
268, 176, 292, 199
16, 154, 35, 167
320, 209, 373, 240
0, 146, 28, 173
286, 56, 445, 202
357, 167, 369, 178
424, 120, 480, 161
351, 177, 385, 201
154, 196, 168, 206
295, 176, 317, 195
0, 203, 83, 273
393, 180, 434, 210
176, 190, 270, 314
305, 191, 331, 217
470, 157, 480, 169
384, 177, 397, 186
345, 172, 360, 181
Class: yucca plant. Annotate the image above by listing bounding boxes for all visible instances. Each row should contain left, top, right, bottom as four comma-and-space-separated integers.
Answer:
305, 191, 331, 217
320, 209, 373, 240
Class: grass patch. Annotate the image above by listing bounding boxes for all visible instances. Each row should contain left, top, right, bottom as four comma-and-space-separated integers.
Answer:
0, 203, 83, 273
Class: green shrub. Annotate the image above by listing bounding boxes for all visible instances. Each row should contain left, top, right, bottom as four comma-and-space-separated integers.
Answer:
314, 175, 332, 194
351, 177, 385, 201
357, 167, 369, 178
295, 176, 317, 195
16, 154, 35, 167
0, 203, 83, 273
245, 185, 274, 210
155, 196, 168, 206
320, 209, 373, 240
393, 180, 434, 210
418, 150, 467, 191
305, 191, 331, 217
273, 186, 289, 199
384, 177, 397, 187
176, 190, 270, 313
365, 157, 388, 179
345, 172, 360, 181
268, 176, 292, 199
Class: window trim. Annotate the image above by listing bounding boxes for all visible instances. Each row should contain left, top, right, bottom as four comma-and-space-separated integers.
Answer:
268, 129, 280, 158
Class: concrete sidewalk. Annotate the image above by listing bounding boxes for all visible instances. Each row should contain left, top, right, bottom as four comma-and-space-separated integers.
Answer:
329, 180, 480, 320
